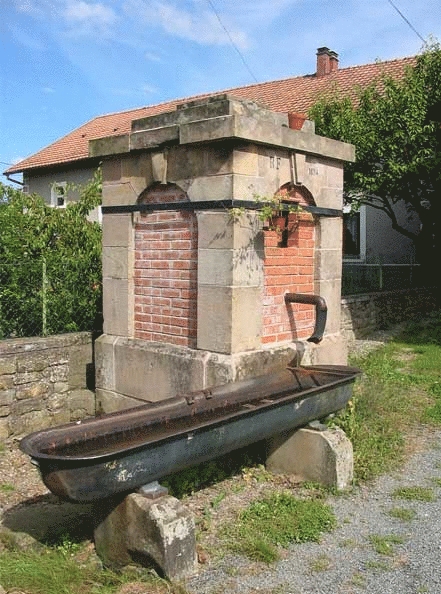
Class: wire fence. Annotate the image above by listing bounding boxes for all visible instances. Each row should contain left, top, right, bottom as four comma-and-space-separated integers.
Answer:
0, 258, 102, 340
0, 257, 428, 338
342, 262, 426, 295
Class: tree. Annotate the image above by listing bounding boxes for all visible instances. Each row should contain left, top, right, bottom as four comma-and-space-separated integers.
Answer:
308, 42, 441, 262
0, 170, 102, 338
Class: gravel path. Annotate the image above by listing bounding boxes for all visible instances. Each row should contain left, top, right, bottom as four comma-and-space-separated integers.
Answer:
186, 427, 441, 594
184, 332, 441, 594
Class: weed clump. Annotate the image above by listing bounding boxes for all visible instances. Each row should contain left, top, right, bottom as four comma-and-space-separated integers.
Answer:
223, 491, 336, 563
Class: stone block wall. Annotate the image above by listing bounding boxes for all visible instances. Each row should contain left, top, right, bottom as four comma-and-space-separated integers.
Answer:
0, 332, 95, 439
341, 288, 439, 340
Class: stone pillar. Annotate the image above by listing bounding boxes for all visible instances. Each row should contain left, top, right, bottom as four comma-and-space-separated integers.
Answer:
266, 425, 353, 489
94, 492, 197, 580
197, 210, 264, 354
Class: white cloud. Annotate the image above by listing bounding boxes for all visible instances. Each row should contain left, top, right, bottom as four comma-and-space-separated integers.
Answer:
145, 51, 162, 63
11, 156, 26, 164
123, 0, 249, 49
141, 83, 158, 95
13, 0, 60, 17
62, 1, 117, 37
111, 83, 158, 97
14, 0, 37, 13
13, 0, 118, 38
9, 24, 47, 51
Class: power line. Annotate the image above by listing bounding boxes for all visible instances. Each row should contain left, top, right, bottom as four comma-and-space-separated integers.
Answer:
205, 0, 258, 83
386, 0, 426, 43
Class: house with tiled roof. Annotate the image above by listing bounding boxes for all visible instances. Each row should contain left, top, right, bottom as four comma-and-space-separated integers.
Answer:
4, 48, 420, 275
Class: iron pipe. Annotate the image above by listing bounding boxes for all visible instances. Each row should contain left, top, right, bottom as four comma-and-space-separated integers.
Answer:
284, 293, 328, 344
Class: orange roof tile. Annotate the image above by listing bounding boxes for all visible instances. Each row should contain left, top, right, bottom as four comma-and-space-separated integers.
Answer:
5, 55, 416, 175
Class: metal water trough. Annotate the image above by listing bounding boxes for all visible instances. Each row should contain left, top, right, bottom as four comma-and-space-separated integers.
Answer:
20, 365, 360, 503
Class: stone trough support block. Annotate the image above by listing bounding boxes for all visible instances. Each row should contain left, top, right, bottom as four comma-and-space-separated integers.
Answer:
266, 426, 353, 489
94, 493, 198, 580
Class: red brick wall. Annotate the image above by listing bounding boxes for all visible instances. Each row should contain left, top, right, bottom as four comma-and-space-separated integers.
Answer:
133, 184, 198, 348
262, 188, 316, 345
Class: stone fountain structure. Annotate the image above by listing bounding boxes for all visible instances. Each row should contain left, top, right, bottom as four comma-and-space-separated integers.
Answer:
91, 94, 354, 414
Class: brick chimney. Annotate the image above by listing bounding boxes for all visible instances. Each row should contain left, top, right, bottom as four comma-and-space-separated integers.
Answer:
316, 47, 339, 77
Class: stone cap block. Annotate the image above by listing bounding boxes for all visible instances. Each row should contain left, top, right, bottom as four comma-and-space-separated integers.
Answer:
90, 95, 354, 163
130, 125, 179, 150
89, 134, 130, 158
281, 126, 355, 162
180, 113, 354, 163
131, 94, 288, 133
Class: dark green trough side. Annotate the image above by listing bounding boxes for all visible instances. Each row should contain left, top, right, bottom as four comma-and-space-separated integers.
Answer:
20, 365, 360, 502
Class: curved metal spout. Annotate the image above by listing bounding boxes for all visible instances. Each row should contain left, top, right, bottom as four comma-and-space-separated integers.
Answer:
284, 293, 328, 343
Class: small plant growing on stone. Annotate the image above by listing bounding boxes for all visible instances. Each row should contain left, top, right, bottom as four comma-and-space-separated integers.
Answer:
309, 553, 331, 572
254, 189, 303, 226
228, 189, 309, 245
0, 483, 15, 493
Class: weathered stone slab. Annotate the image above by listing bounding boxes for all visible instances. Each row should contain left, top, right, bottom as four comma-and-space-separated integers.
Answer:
113, 338, 206, 402
266, 426, 353, 489
68, 389, 95, 418
0, 360, 16, 375
0, 390, 14, 407
0, 376, 13, 391
94, 493, 197, 580
89, 134, 130, 158
0, 418, 9, 439
130, 126, 179, 150
0, 406, 10, 418
15, 382, 50, 401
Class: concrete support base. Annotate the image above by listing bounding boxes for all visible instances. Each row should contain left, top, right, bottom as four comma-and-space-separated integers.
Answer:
95, 333, 348, 412
94, 492, 198, 580
266, 426, 353, 489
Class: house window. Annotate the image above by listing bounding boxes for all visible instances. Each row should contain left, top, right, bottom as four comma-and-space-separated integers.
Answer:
51, 182, 67, 207
343, 205, 366, 260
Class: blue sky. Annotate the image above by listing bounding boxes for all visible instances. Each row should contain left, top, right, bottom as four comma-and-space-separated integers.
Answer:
1, 0, 440, 182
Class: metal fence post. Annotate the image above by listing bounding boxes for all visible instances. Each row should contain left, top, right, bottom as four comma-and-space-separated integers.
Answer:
378, 258, 383, 291
42, 258, 47, 336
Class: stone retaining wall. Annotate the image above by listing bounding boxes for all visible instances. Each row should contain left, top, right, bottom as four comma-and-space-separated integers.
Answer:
0, 332, 95, 439
341, 288, 439, 341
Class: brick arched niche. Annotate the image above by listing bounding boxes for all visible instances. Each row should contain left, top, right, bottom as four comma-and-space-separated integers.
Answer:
133, 182, 198, 348
262, 183, 317, 345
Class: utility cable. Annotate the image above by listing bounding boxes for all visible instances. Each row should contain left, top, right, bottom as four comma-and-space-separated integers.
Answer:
205, 0, 259, 83
386, 0, 426, 43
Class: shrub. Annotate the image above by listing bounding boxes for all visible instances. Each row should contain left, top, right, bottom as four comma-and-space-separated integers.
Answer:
0, 171, 102, 338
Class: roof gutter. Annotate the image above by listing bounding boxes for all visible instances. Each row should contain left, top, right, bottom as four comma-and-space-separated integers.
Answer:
5, 174, 24, 186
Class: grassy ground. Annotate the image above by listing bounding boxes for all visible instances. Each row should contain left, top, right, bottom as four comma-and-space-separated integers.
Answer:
1, 311, 441, 593
0, 537, 184, 594
333, 311, 441, 481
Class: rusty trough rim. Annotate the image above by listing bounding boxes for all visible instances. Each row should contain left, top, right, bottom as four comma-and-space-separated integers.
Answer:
20, 365, 361, 466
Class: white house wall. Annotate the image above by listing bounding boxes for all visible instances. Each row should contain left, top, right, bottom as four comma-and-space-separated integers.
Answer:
23, 166, 100, 221
24, 167, 96, 202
